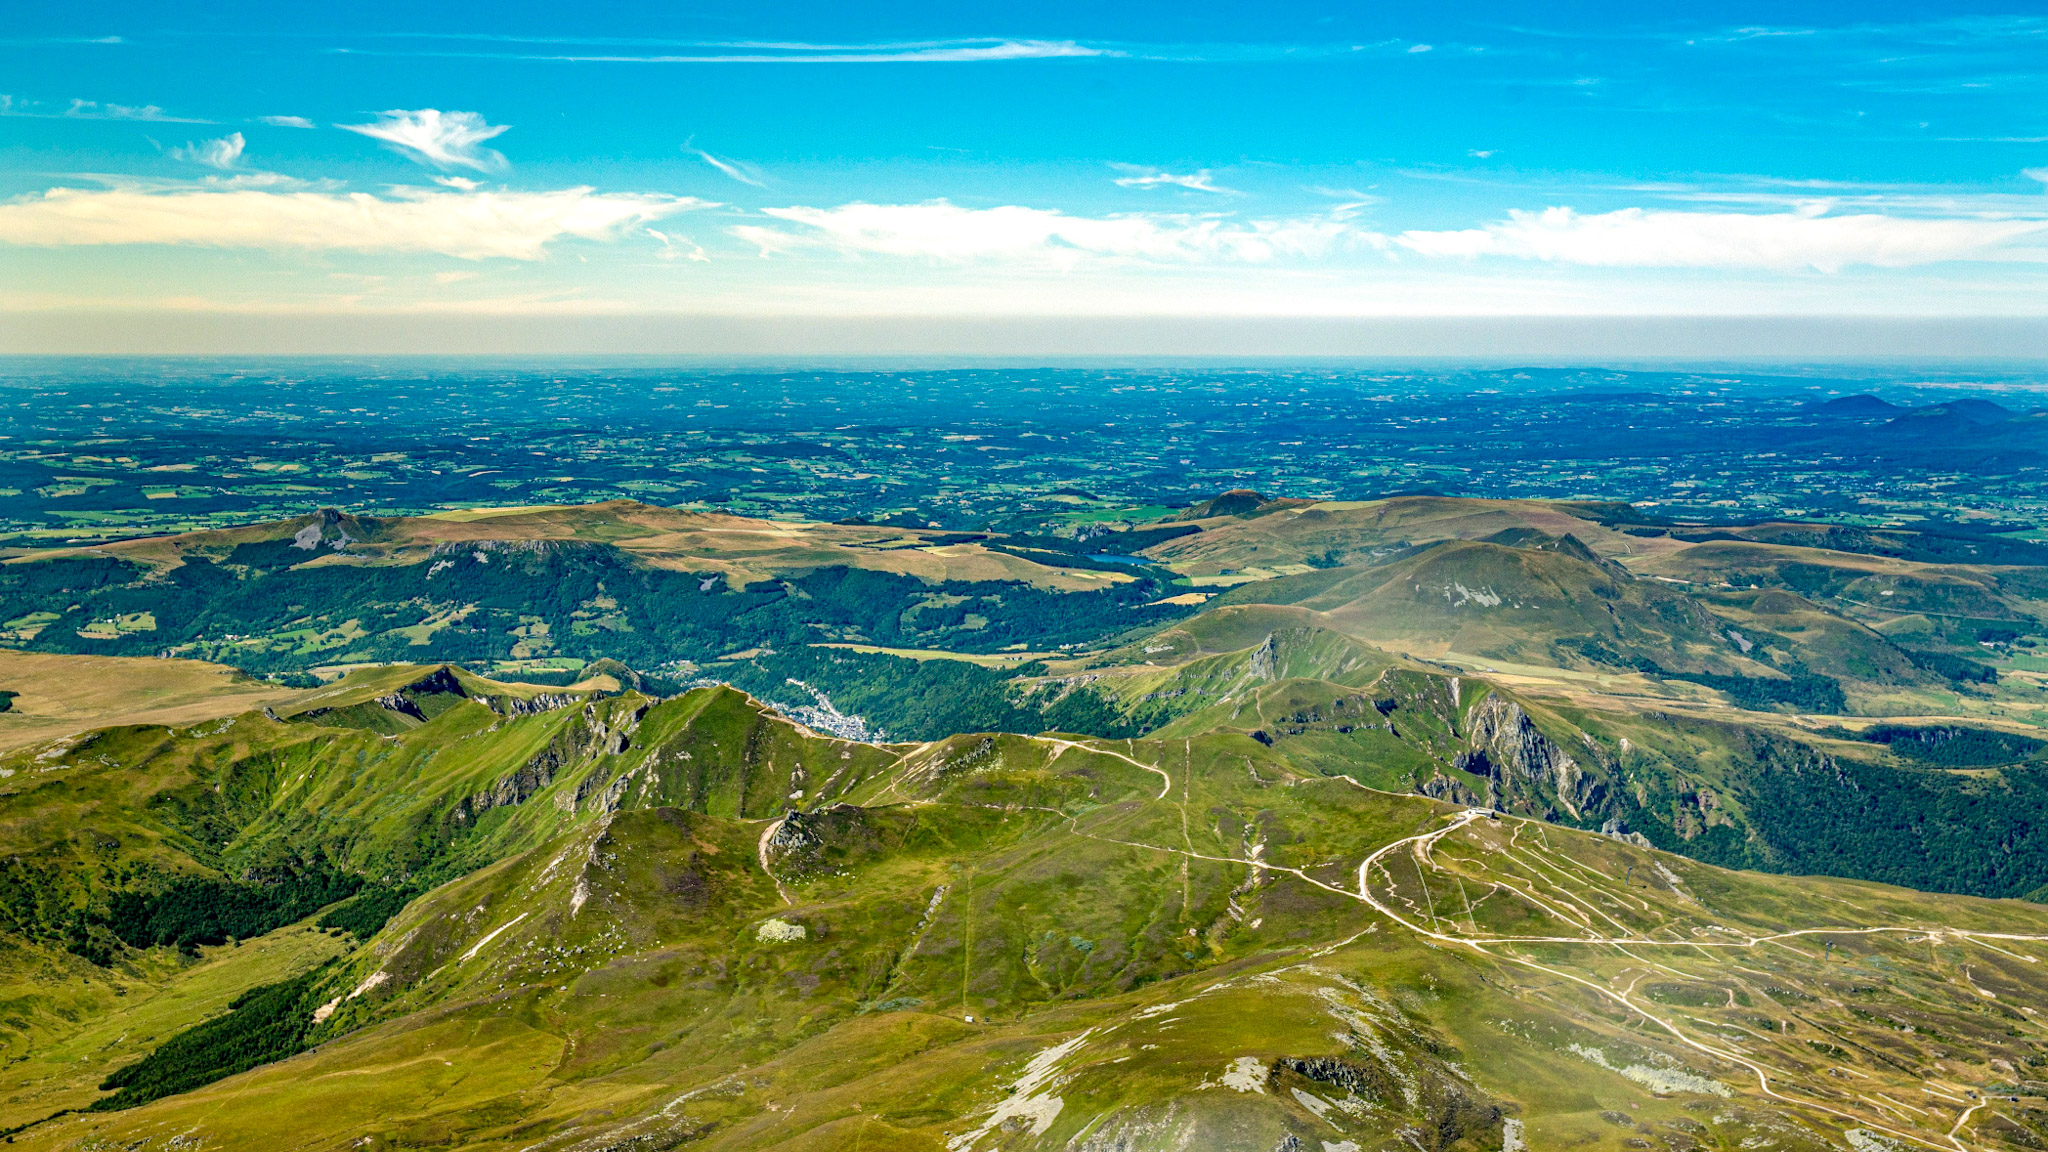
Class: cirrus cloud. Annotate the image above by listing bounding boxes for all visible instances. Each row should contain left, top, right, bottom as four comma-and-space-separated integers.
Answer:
356, 38, 1114, 65
0, 185, 709, 260
340, 109, 510, 172
1394, 205, 2048, 272
1111, 167, 1234, 194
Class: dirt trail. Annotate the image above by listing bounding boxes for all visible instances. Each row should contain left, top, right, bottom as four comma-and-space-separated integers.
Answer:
757, 816, 793, 906
1033, 737, 1172, 799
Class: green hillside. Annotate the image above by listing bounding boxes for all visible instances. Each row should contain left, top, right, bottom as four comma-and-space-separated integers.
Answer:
6, 667, 2048, 1150
1209, 537, 1764, 675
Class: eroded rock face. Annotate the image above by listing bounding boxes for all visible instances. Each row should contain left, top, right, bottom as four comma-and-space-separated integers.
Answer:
497, 692, 579, 717
457, 700, 644, 823
1246, 633, 1280, 684
1461, 693, 1601, 818
1417, 770, 1482, 807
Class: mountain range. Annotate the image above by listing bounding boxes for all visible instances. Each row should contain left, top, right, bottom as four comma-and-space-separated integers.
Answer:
6, 494, 2048, 1149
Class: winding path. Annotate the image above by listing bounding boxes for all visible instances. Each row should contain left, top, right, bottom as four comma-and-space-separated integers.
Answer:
1041, 794, 2041, 1152
1349, 808, 2048, 1152
1034, 736, 1173, 799
859, 739, 2042, 1150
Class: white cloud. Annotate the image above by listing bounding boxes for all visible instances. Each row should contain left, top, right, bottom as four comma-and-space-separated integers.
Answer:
0, 95, 206, 123
0, 185, 708, 260
259, 115, 316, 129
734, 200, 1357, 266
733, 198, 2048, 276
340, 109, 510, 172
170, 132, 245, 170
1304, 186, 1382, 217
694, 149, 767, 187
462, 38, 1113, 64
1112, 167, 1234, 194
64, 98, 208, 123
1394, 206, 2048, 271
646, 227, 709, 261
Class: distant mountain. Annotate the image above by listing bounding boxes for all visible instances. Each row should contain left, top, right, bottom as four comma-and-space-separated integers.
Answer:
1884, 397, 2015, 435
1172, 488, 1313, 521
1209, 535, 1758, 677
1801, 393, 1902, 418
1938, 396, 2015, 423
1143, 494, 1638, 575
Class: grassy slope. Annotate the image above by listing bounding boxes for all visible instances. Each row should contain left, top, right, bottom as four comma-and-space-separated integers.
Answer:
1138, 495, 1655, 576
0, 651, 299, 753
0, 924, 346, 1123
1138, 496, 2048, 718
10, 705, 2048, 1151
1032, 622, 2048, 900
1203, 540, 1767, 677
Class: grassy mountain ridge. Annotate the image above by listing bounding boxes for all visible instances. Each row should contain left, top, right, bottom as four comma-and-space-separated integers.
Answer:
9, 670, 2048, 1149
1207, 538, 1762, 677
1025, 620, 2048, 903
1139, 494, 1649, 577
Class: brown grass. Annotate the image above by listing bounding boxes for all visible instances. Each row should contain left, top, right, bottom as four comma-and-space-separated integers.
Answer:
0, 652, 296, 752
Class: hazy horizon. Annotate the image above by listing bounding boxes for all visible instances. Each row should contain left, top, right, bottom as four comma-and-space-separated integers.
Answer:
17, 314, 2048, 359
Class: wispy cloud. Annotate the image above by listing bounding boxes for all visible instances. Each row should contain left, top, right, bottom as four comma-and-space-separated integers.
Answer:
338, 38, 1113, 64
1304, 186, 1381, 218
693, 149, 767, 187
322, 35, 1453, 65
734, 200, 1355, 265
339, 109, 510, 172
1393, 205, 2048, 271
66, 98, 207, 123
258, 114, 316, 129
0, 184, 709, 259
0, 35, 124, 46
1112, 166, 1234, 194
1, 95, 210, 123
170, 132, 245, 170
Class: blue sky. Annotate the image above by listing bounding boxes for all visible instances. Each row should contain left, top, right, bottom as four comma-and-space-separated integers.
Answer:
7, 1, 2048, 343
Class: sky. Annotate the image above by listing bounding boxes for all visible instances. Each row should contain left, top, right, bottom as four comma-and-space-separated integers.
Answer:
8, 1, 2048, 352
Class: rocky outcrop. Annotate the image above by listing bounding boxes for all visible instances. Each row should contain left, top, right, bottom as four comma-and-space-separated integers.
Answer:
1418, 770, 1483, 807
766, 809, 824, 854
371, 692, 426, 721
1461, 693, 1602, 818
496, 692, 580, 717
1246, 633, 1280, 683
455, 700, 645, 824
1600, 817, 1653, 848
404, 666, 468, 699
460, 755, 559, 820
